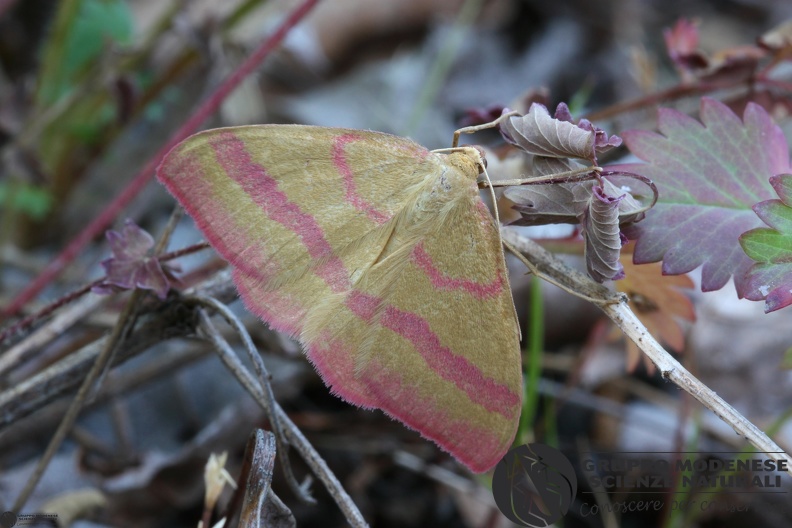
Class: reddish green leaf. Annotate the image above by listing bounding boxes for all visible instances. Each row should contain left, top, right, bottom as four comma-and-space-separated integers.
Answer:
740, 174, 792, 312
618, 98, 791, 294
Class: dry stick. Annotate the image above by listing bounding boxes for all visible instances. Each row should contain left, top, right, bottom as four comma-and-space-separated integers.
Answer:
0, 242, 210, 346
198, 313, 368, 528
581, 79, 743, 122
190, 297, 314, 504
11, 208, 183, 510
0, 281, 103, 346
501, 227, 792, 475
0, 293, 107, 375
0, 271, 238, 429
11, 288, 143, 511
1, 0, 321, 318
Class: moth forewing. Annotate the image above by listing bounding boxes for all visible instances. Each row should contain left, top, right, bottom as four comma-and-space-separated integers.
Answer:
158, 125, 524, 472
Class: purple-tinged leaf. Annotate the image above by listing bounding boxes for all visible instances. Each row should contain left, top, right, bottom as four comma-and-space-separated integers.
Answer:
753, 199, 792, 236
581, 186, 626, 282
554, 103, 622, 155
771, 170, 792, 203
740, 174, 792, 312
504, 159, 644, 227
501, 103, 598, 161
664, 18, 709, 71
618, 98, 792, 294
501, 103, 621, 163
740, 262, 792, 312
92, 219, 172, 299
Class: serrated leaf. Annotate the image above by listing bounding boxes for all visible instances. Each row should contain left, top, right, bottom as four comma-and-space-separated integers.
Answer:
740, 174, 792, 312
741, 227, 792, 262
618, 98, 791, 294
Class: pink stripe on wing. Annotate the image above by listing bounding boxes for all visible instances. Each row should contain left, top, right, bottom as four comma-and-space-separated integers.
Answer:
344, 290, 518, 418
158, 148, 270, 282
364, 356, 513, 472
306, 331, 512, 472
210, 132, 351, 293
412, 243, 503, 299
332, 134, 390, 225
382, 304, 519, 417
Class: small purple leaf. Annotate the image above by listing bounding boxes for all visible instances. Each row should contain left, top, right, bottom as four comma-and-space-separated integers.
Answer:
501, 103, 598, 161
664, 18, 709, 71
617, 98, 791, 294
92, 219, 172, 299
460, 104, 506, 127
502, 103, 621, 163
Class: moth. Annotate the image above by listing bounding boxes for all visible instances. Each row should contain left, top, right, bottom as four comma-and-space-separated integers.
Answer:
157, 125, 522, 472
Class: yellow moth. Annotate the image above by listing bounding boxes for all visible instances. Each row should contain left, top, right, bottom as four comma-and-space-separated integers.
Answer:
157, 125, 522, 472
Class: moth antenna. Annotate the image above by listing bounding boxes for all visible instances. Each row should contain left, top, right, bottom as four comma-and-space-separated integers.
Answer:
479, 158, 522, 341
480, 162, 501, 232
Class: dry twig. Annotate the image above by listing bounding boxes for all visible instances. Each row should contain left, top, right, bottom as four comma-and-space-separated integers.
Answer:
501, 226, 792, 474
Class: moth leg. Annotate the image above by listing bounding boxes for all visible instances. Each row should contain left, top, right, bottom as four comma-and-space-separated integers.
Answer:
451, 110, 521, 148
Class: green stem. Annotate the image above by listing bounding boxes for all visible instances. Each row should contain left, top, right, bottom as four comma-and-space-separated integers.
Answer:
404, 0, 483, 136
519, 275, 544, 444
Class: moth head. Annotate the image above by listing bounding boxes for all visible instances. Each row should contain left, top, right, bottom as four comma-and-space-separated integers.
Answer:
468, 145, 488, 173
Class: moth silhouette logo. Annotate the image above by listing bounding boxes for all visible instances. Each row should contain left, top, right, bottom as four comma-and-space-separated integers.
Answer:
0, 512, 16, 528
492, 444, 577, 526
